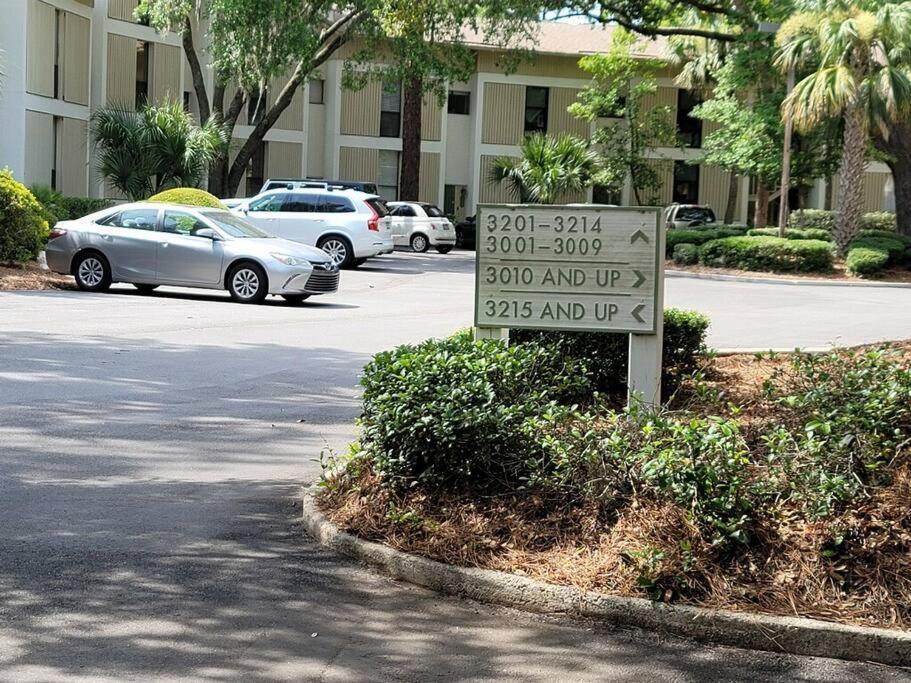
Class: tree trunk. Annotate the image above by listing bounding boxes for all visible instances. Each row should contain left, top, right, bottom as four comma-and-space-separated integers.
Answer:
753, 181, 769, 228
723, 173, 738, 224
833, 103, 868, 257
873, 120, 911, 236
399, 77, 423, 201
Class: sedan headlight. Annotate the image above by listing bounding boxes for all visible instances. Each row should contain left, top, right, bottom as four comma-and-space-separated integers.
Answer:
271, 253, 305, 266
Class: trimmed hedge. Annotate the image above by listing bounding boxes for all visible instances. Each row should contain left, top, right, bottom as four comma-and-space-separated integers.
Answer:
672, 242, 699, 265
789, 209, 897, 233
511, 308, 709, 396
29, 185, 113, 224
148, 187, 227, 209
0, 169, 49, 263
699, 236, 833, 273
849, 236, 905, 261
846, 247, 889, 276
747, 227, 832, 242
665, 225, 748, 257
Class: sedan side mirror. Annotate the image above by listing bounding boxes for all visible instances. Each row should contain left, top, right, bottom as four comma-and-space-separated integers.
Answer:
195, 228, 221, 240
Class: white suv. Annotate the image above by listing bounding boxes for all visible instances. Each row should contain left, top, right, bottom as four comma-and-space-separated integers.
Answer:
234, 189, 393, 268
386, 201, 456, 253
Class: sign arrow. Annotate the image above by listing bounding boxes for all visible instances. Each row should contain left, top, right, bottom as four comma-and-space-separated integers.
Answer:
632, 270, 646, 288
630, 229, 649, 244
631, 304, 646, 323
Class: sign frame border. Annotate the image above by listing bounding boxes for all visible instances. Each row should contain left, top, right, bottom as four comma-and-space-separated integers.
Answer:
473, 203, 663, 335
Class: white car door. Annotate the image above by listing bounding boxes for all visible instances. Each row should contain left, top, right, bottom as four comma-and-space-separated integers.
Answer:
242, 193, 289, 234
274, 192, 324, 245
390, 204, 417, 246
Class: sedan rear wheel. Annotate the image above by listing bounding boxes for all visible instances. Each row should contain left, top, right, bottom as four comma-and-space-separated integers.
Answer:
318, 236, 354, 269
227, 262, 268, 304
410, 233, 429, 253
74, 252, 112, 292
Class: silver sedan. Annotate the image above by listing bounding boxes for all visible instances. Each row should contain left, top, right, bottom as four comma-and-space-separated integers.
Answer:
45, 202, 339, 304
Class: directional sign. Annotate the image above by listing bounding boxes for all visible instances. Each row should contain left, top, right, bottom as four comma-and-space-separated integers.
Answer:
474, 204, 662, 334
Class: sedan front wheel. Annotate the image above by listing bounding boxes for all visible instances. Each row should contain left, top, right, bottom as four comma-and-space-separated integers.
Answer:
227, 262, 268, 304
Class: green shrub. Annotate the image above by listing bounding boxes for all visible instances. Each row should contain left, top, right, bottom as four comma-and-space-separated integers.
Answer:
511, 308, 709, 396
672, 243, 699, 265
789, 209, 834, 231
861, 211, 896, 232
845, 246, 889, 275
359, 332, 590, 491
699, 236, 833, 273
859, 229, 911, 246
849, 236, 905, 262
0, 169, 49, 263
747, 227, 832, 242
665, 225, 748, 257
148, 187, 227, 209
30, 185, 114, 224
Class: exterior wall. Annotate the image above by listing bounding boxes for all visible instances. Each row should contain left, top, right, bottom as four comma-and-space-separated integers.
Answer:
418, 152, 440, 204
26, 0, 56, 97
266, 141, 304, 178
106, 33, 135, 106
699, 165, 733, 217
307, 101, 327, 178
478, 154, 516, 204
339, 146, 379, 183
25, 111, 55, 186
421, 95, 442, 142
547, 87, 587, 137
63, 12, 92, 105
57, 117, 90, 195
339, 80, 382, 136
150, 43, 181, 104
481, 82, 524, 145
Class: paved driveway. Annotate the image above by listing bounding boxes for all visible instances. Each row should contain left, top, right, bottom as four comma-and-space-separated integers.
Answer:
1, 252, 909, 681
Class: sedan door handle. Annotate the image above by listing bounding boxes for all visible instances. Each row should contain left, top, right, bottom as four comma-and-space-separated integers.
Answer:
312, 219, 325, 223
161, 243, 169, 248
100, 234, 113, 241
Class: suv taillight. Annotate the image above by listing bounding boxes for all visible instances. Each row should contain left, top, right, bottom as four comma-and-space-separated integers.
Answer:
367, 203, 380, 232
48, 228, 67, 240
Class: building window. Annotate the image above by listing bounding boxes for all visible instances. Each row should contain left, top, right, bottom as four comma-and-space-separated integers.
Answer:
246, 141, 266, 197
309, 79, 324, 104
447, 91, 470, 115
593, 185, 621, 205
677, 90, 703, 148
136, 41, 149, 108
673, 160, 700, 204
378, 150, 399, 200
524, 86, 549, 134
380, 82, 401, 138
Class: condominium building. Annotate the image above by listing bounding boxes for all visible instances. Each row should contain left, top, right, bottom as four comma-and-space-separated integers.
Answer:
0, 2, 895, 221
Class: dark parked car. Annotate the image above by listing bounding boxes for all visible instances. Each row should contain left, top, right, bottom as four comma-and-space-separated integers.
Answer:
455, 215, 476, 249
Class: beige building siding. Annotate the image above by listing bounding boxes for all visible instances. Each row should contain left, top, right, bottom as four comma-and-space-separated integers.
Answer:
266, 141, 303, 178
108, 0, 139, 21
477, 51, 584, 79
339, 146, 379, 182
421, 96, 442, 142
151, 43, 181, 104
107, 33, 136, 107
307, 105, 326, 178
479, 154, 518, 203
63, 12, 91, 105
270, 77, 305, 131
418, 152, 440, 204
340, 81, 382, 136
547, 87, 587, 138
863, 172, 889, 213
26, 0, 56, 97
56, 117, 88, 195
699, 165, 732, 217
481, 83, 524, 145
636, 159, 673, 206
24, 111, 55, 187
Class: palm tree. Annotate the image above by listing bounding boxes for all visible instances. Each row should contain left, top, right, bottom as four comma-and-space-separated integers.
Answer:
91, 101, 227, 200
488, 133, 600, 204
775, 2, 911, 255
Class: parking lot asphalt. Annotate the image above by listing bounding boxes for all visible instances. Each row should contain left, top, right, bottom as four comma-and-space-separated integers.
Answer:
1, 250, 910, 681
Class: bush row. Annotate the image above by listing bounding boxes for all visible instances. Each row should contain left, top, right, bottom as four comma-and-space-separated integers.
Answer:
692, 236, 833, 273
0, 170, 48, 263
789, 209, 897, 233
358, 310, 709, 491
665, 225, 748, 257
746, 227, 832, 241
30, 185, 113, 225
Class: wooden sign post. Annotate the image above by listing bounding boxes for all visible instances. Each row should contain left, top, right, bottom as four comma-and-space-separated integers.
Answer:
474, 204, 665, 410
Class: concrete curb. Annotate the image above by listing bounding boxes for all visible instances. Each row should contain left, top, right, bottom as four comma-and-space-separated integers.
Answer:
302, 483, 911, 667
666, 268, 911, 288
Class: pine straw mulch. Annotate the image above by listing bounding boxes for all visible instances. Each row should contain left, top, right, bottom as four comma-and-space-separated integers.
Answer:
666, 259, 911, 283
0, 262, 74, 290
319, 348, 911, 630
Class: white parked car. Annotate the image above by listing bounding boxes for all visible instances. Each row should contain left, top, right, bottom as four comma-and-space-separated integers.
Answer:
234, 189, 394, 268
386, 202, 457, 254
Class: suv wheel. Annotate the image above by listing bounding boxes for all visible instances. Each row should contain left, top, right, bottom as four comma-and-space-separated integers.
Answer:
411, 234, 429, 253
74, 252, 112, 292
227, 262, 268, 304
318, 236, 354, 269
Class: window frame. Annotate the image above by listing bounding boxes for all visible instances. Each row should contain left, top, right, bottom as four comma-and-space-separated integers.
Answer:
447, 91, 470, 115
524, 86, 549, 134
309, 78, 325, 105
160, 209, 212, 237
96, 207, 161, 231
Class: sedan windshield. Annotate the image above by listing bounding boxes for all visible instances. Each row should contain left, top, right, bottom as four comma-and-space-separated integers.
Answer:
202, 211, 272, 238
